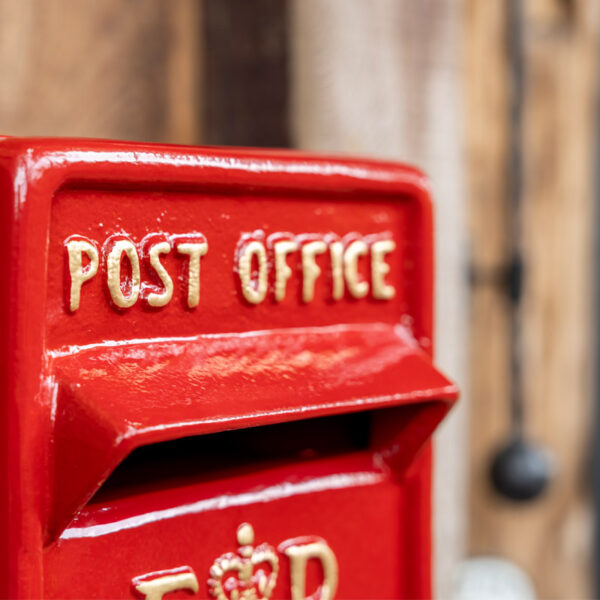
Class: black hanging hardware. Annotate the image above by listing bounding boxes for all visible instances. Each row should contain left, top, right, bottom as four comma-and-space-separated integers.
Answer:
488, 0, 553, 502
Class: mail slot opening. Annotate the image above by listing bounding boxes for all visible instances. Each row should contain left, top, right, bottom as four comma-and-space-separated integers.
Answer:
49, 322, 457, 543
88, 411, 372, 507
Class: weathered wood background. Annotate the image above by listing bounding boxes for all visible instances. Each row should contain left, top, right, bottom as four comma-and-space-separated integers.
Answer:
0, 0, 598, 597
467, 1, 599, 597
0, 0, 201, 142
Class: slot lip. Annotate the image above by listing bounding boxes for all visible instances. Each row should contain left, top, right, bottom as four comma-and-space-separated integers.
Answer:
59, 451, 388, 542
46, 322, 456, 545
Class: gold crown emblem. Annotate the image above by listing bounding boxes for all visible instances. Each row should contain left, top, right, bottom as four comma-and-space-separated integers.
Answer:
208, 523, 279, 600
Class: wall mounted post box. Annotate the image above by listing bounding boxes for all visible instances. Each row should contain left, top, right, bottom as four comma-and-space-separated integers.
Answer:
0, 138, 457, 599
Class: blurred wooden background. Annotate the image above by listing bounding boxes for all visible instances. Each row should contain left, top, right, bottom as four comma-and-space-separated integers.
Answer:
0, 0, 598, 597
468, 2, 599, 597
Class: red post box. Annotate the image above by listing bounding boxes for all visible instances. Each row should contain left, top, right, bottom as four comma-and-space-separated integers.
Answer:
0, 138, 457, 599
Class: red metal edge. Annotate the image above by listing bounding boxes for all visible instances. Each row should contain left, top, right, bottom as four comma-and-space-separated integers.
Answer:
0, 146, 17, 599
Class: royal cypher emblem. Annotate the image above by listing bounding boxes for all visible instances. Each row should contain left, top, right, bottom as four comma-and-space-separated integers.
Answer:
132, 523, 338, 600
208, 523, 279, 600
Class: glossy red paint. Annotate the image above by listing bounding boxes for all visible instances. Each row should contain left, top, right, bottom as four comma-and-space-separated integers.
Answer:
0, 138, 457, 599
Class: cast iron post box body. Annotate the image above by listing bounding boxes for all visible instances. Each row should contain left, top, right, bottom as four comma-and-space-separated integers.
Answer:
0, 138, 457, 599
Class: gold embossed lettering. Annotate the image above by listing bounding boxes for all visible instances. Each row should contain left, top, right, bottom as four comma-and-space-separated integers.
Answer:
106, 238, 140, 308
301, 240, 327, 303
273, 239, 298, 302
238, 240, 268, 304
209, 523, 279, 600
133, 569, 199, 600
281, 539, 338, 600
329, 240, 344, 301
147, 241, 173, 307
66, 238, 99, 311
371, 239, 396, 300
344, 239, 369, 298
176, 240, 208, 308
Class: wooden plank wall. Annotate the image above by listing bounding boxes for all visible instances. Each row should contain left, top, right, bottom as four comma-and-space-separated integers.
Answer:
467, 1, 599, 597
202, 0, 289, 147
0, 0, 201, 143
